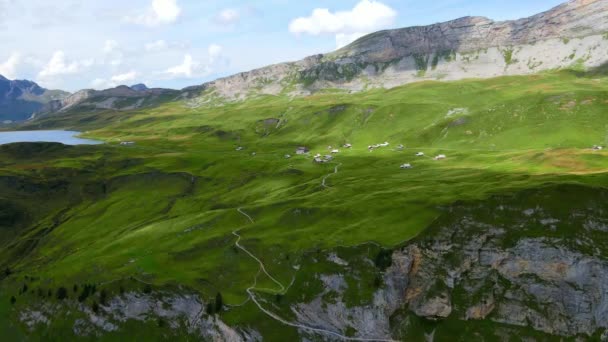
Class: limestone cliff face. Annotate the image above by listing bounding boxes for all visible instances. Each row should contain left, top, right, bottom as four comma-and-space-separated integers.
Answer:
197, 0, 608, 101
333, 0, 608, 60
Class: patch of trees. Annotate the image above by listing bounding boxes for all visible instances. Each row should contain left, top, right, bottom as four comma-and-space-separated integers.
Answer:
205, 292, 224, 315
374, 249, 393, 271
373, 274, 383, 288
10, 296, 16, 305
78, 284, 97, 302
216, 293, 223, 311
100, 289, 108, 305
206, 302, 215, 315
56, 287, 68, 300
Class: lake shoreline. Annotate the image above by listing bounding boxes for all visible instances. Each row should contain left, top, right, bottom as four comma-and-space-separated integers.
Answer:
0, 130, 103, 146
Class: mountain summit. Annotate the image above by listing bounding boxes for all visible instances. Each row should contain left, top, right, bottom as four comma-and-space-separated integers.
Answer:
194, 0, 608, 101
130, 84, 149, 92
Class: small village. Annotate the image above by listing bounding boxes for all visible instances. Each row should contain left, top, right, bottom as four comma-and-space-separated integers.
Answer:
288, 142, 449, 169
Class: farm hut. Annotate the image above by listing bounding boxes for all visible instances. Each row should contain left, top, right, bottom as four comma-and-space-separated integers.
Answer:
296, 146, 309, 155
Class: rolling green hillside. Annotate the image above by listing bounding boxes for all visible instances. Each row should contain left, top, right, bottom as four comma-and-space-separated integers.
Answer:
3, 69, 608, 340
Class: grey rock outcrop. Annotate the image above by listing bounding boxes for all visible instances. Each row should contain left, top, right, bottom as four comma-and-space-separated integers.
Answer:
393, 184, 608, 338
19, 290, 261, 341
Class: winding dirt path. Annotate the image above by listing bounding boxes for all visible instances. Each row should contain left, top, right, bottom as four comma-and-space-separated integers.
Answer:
233, 213, 285, 293
234, 208, 399, 342
322, 163, 342, 188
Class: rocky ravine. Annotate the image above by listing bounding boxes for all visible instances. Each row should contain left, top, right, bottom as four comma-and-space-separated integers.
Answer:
192, 0, 608, 102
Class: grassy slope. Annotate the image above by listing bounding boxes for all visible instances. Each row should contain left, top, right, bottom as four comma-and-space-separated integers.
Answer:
2, 70, 608, 338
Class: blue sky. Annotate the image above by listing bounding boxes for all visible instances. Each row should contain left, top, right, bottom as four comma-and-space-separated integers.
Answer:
0, 0, 565, 91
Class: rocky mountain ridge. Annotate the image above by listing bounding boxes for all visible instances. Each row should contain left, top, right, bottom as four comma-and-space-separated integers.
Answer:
24, 0, 608, 119
39, 85, 180, 118
193, 0, 608, 101
0, 77, 183, 123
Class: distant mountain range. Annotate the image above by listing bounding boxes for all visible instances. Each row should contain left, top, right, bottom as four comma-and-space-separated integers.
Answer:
46, 84, 179, 117
0, 77, 181, 123
0, 76, 68, 122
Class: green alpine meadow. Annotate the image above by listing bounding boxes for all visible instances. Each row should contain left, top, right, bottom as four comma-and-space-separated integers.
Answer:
2, 0, 608, 340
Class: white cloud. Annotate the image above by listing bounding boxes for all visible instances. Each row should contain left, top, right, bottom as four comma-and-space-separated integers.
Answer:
166, 54, 197, 78
144, 39, 189, 52
103, 40, 119, 54
125, 0, 181, 27
111, 70, 138, 84
163, 44, 228, 79
289, 0, 397, 48
145, 39, 168, 52
91, 78, 109, 89
101, 40, 124, 66
90, 71, 138, 89
38, 51, 87, 78
0, 53, 21, 79
208, 44, 223, 64
215, 8, 240, 25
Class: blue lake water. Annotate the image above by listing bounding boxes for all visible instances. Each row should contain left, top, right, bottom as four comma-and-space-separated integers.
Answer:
0, 130, 102, 145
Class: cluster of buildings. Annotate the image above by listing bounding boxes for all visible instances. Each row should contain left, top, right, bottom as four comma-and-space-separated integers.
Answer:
233, 141, 454, 168
314, 153, 334, 163
368, 142, 390, 151
297, 144, 352, 163
400, 152, 447, 170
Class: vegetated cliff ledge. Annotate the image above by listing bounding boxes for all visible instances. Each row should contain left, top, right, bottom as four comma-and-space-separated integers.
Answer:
14, 184, 608, 340
191, 0, 608, 103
